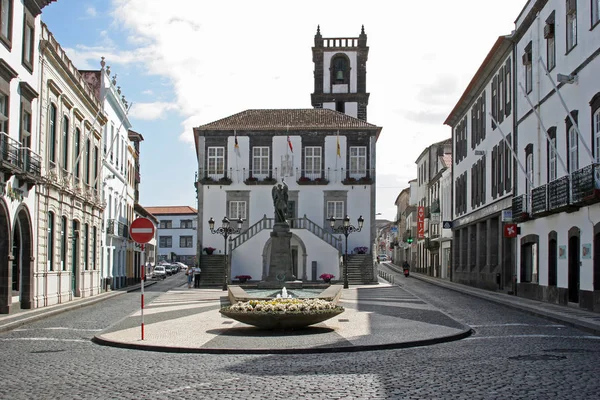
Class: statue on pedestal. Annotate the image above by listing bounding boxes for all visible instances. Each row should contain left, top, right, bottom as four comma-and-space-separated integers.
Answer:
271, 179, 289, 223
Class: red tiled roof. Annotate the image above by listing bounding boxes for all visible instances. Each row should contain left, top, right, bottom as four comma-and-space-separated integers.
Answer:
145, 206, 197, 215
195, 109, 380, 131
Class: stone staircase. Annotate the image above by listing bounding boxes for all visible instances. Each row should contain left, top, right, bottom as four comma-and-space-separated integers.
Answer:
199, 255, 227, 287
345, 254, 375, 284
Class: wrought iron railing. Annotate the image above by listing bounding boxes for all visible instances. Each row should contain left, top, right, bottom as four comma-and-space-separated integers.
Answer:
18, 147, 41, 177
0, 132, 21, 167
548, 176, 570, 210
512, 194, 530, 222
531, 184, 548, 216
571, 163, 600, 204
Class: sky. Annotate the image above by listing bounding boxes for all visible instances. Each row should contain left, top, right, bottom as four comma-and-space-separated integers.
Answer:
42, 0, 527, 222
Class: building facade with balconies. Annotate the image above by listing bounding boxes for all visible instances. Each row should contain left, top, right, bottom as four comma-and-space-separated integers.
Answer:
0, 1, 56, 313
35, 22, 107, 307
512, 0, 600, 311
392, 187, 410, 264
146, 206, 198, 267
81, 60, 133, 290
445, 34, 516, 291
428, 152, 453, 279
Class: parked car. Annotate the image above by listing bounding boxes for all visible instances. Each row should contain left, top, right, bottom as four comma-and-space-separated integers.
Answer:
173, 262, 188, 271
377, 254, 388, 262
164, 265, 173, 276
153, 266, 167, 280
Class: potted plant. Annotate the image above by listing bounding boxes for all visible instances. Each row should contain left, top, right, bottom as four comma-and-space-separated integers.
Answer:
319, 273, 335, 283
244, 176, 259, 185
354, 246, 368, 254
235, 275, 252, 283
203, 247, 216, 255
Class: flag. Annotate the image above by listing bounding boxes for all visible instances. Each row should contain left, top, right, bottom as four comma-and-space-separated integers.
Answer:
336, 131, 341, 158
287, 135, 293, 153
234, 130, 240, 157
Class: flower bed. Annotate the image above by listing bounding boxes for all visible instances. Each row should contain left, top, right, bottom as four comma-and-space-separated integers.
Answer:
220, 298, 344, 329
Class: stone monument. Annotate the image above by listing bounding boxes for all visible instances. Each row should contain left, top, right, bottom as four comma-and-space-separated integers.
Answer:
266, 179, 295, 282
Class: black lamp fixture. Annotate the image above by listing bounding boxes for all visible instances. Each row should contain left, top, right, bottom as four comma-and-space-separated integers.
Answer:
329, 215, 364, 289
208, 216, 243, 290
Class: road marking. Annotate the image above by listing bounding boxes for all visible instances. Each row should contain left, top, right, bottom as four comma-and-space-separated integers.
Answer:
0, 337, 90, 343
466, 334, 600, 340
469, 323, 565, 328
13, 327, 102, 332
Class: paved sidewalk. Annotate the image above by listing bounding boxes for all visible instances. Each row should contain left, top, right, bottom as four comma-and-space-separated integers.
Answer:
383, 262, 600, 336
93, 283, 472, 354
0, 281, 157, 333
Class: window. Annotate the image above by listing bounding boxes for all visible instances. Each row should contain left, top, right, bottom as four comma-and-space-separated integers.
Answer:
73, 128, 80, 178
84, 224, 89, 270
22, 11, 34, 70
93, 146, 99, 189
0, 92, 7, 133
47, 212, 54, 271
252, 146, 269, 175
526, 150, 534, 194
229, 200, 247, 220
0, 0, 12, 47
549, 137, 557, 181
92, 226, 97, 270
327, 200, 344, 219
349, 146, 367, 175
160, 220, 172, 229
20, 108, 31, 148
545, 14, 556, 71
61, 116, 69, 170
180, 220, 193, 229
159, 236, 172, 248
523, 44, 533, 94
593, 0, 600, 27
84, 138, 90, 184
110, 124, 114, 161
207, 146, 224, 174
179, 236, 193, 248
566, 0, 577, 51
60, 216, 66, 271
304, 146, 322, 179
49, 104, 57, 164
568, 126, 579, 172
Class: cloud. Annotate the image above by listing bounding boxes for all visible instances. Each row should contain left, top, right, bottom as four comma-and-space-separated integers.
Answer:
86, 6, 97, 17
142, 89, 153, 95
129, 102, 179, 120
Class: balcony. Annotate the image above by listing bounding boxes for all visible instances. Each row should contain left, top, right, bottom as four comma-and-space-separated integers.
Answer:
0, 132, 22, 181
424, 238, 440, 251
512, 194, 530, 223
531, 184, 550, 217
297, 168, 329, 185
243, 169, 278, 185
106, 219, 128, 238
548, 176, 576, 213
571, 163, 600, 206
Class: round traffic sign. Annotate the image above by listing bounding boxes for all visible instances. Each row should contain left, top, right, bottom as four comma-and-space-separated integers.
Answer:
130, 217, 155, 244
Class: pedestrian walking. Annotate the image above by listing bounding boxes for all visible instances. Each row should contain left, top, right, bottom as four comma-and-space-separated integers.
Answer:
193, 266, 202, 288
187, 266, 194, 288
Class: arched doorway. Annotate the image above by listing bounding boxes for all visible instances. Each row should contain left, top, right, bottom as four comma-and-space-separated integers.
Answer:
14, 207, 34, 309
262, 233, 307, 281
0, 200, 11, 313
568, 228, 580, 303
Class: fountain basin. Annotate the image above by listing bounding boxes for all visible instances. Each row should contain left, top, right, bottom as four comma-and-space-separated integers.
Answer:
219, 307, 344, 329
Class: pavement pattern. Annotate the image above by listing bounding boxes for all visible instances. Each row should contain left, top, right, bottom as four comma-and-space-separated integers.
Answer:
94, 284, 471, 353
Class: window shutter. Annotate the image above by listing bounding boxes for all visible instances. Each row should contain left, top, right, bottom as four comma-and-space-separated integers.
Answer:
482, 155, 486, 204
491, 76, 498, 129
481, 90, 487, 140
505, 134, 511, 192
471, 112, 476, 149
492, 146, 497, 198
505, 60, 511, 116
498, 67, 504, 123
498, 141, 504, 196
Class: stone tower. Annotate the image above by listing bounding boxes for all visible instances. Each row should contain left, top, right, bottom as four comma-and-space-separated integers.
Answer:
310, 25, 370, 121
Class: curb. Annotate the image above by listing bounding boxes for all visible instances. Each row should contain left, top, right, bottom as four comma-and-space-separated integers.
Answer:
92, 327, 473, 355
0, 281, 157, 334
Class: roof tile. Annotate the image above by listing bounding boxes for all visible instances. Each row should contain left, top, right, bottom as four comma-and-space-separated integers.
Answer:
145, 206, 198, 215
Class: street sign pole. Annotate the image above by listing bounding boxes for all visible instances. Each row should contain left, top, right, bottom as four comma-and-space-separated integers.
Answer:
140, 243, 145, 341
129, 218, 154, 341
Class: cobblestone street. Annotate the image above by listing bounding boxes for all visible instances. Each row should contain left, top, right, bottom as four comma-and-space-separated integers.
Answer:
1, 275, 599, 399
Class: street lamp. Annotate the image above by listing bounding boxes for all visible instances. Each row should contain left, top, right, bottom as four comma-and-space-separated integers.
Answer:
329, 215, 364, 289
208, 216, 243, 290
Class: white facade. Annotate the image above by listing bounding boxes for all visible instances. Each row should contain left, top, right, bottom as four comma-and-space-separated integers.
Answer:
146, 208, 198, 267
35, 23, 106, 307
513, 0, 600, 309
0, 1, 55, 313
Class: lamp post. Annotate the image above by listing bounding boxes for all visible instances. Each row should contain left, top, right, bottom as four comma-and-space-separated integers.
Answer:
329, 215, 364, 289
208, 216, 243, 291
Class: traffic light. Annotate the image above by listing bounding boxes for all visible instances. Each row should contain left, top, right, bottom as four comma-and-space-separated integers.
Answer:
407, 237, 413, 244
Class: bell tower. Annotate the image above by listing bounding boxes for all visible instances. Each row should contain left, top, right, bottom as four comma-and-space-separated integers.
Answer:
311, 25, 370, 121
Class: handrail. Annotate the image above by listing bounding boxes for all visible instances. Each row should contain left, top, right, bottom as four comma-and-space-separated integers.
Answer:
230, 214, 342, 253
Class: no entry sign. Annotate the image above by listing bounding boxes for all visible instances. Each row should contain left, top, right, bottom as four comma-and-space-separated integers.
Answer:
130, 217, 155, 244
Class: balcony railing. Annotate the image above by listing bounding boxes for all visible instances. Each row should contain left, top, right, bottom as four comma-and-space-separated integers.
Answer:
512, 194, 530, 222
548, 175, 572, 212
531, 184, 549, 217
106, 219, 128, 238
0, 132, 22, 179
571, 163, 600, 205
196, 167, 374, 185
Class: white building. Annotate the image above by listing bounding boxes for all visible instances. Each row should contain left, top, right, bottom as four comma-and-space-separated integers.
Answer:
439, 163, 453, 279
35, 23, 107, 307
145, 206, 198, 267
512, 0, 600, 311
0, 0, 55, 313
81, 62, 133, 290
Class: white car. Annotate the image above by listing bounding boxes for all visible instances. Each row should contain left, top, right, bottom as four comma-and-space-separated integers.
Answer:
377, 254, 388, 262
173, 262, 189, 271
153, 266, 167, 279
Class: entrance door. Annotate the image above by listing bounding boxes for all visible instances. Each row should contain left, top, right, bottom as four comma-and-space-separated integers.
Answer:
568, 235, 580, 303
72, 220, 79, 296
12, 223, 21, 298
287, 201, 296, 228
